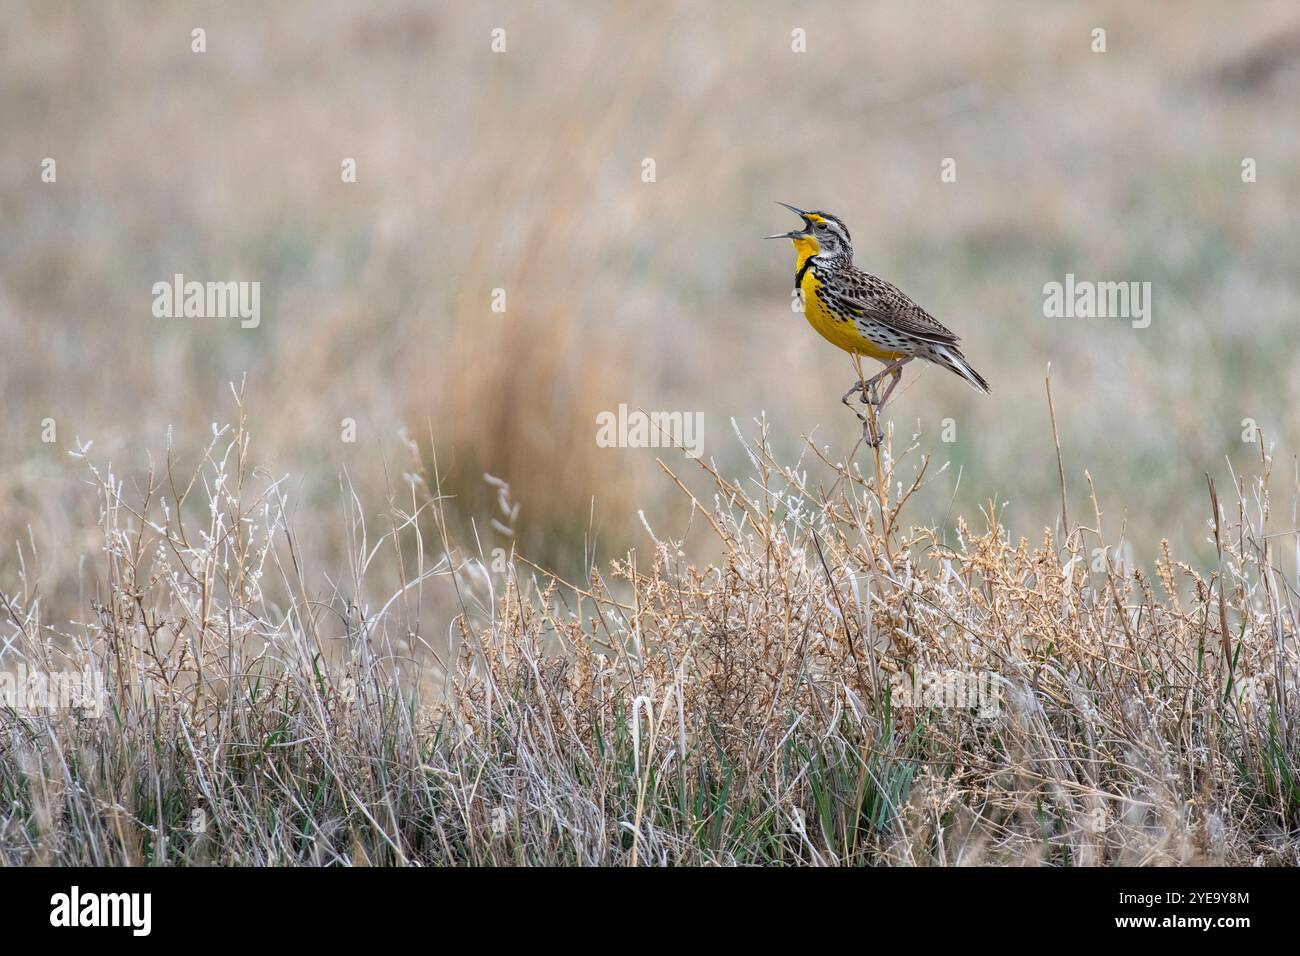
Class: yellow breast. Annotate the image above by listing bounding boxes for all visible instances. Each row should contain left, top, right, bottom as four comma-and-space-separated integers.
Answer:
799, 267, 904, 362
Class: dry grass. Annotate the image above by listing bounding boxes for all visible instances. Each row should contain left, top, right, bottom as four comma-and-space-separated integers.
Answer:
2, 394, 1296, 866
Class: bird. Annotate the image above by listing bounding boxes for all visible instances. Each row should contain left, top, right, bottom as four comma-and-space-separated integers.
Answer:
767, 202, 989, 445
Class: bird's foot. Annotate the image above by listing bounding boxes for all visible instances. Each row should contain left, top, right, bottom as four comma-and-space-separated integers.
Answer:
861, 406, 882, 447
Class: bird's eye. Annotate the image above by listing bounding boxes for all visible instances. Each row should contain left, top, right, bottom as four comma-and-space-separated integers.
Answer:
816, 222, 828, 231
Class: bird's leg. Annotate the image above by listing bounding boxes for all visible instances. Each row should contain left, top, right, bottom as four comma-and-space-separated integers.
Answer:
842, 382, 870, 432
876, 368, 901, 407
856, 356, 914, 448
841, 381, 870, 429
845, 356, 881, 445
842, 378, 880, 444
875, 357, 914, 408
859, 371, 888, 404
862, 357, 913, 406
862, 404, 882, 447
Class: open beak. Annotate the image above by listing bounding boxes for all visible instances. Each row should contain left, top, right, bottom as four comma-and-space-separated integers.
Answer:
765, 201, 811, 239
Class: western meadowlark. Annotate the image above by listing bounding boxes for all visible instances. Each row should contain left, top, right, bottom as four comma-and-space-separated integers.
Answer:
767, 203, 990, 445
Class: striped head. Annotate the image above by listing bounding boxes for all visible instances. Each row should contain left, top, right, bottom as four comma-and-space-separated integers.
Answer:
766, 203, 853, 261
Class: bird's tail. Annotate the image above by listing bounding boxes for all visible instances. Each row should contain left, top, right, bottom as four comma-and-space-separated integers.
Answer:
929, 344, 991, 394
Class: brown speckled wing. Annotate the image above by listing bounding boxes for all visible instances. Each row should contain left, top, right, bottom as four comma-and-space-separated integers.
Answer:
832, 266, 960, 345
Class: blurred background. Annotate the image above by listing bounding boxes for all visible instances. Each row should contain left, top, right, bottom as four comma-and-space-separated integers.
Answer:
2, 0, 1299, 623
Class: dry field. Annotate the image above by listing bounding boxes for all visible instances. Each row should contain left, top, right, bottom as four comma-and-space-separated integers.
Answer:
1, 407, 1296, 864
1, 2, 1298, 864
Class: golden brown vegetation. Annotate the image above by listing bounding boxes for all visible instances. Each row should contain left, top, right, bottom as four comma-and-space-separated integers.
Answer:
2, 402, 1295, 865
